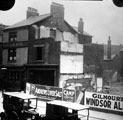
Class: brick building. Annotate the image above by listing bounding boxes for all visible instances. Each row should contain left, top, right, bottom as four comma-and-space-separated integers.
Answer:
103, 37, 123, 88
83, 43, 104, 77
72, 18, 92, 44
0, 24, 8, 90
1, 2, 92, 91
0, 24, 8, 42
0, 24, 8, 64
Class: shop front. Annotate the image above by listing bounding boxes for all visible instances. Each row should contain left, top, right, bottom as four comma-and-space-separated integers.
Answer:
25, 64, 59, 87
0, 65, 25, 91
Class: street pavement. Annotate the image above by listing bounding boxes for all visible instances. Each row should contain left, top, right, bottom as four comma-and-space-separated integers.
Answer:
0, 91, 123, 120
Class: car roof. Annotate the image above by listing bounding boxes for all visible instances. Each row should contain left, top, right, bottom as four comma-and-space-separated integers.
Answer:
4, 92, 38, 100
47, 100, 89, 111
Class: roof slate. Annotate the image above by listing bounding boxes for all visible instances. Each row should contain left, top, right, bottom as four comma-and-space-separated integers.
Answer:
5, 13, 51, 30
4, 13, 90, 36
72, 26, 92, 37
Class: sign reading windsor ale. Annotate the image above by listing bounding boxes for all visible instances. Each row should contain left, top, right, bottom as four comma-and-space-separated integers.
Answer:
84, 91, 123, 112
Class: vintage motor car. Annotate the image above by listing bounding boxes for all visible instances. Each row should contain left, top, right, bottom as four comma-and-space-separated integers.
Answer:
41, 100, 90, 120
0, 92, 90, 120
0, 91, 40, 120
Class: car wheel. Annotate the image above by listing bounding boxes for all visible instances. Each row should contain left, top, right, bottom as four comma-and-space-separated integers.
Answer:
0, 112, 7, 120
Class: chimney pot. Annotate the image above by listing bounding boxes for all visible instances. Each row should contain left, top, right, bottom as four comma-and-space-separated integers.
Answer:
78, 18, 84, 35
50, 2, 64, 19
107, 36, 111, 59
26, 7, 39, 19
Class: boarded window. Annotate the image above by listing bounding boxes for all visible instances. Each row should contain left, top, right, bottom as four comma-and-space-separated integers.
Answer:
40, 26, 50, 38
50, 28, 56, 38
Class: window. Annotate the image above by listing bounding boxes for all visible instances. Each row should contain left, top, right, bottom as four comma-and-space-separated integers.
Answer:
8, 48, 16, 62
32, 25, 39, 39
36, 46, 43, 60
9, 32, 17, 42
8, 71, 19, 82
50, 28, 56, 38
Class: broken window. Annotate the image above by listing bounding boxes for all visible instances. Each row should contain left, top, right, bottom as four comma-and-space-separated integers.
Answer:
8, 48, 16, 62
9, 32, 17, 42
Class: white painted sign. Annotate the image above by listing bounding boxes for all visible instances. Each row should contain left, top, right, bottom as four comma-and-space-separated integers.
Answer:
84, 91, 123, 112
60, 55, 83, 73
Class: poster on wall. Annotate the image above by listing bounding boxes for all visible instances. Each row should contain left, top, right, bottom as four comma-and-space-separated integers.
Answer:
32, 84, 63, 100
62, 88, 76, 102
84, 91, 123, 112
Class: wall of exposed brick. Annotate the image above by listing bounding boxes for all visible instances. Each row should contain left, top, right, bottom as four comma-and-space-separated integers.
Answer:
79, 34, 92, 44
28, 37, 60, 65
83, 43, 104, 77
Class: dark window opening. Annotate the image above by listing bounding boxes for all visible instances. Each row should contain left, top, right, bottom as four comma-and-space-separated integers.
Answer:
9, 32, 17, 42
50, 29, 56, 38
8, 48, 16, 62
36, 47, 43, 60
8, 71, 19, 82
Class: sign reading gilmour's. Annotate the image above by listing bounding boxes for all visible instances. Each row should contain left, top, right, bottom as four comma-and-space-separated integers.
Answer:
84, 91, 123, 112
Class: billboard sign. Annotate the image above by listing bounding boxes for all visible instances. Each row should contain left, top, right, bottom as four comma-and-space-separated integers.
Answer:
31, 84, 62, 100
26, 83, 75, 102
84, 91, 123, 112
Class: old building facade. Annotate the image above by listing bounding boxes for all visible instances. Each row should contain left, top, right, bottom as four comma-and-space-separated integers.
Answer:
1, 2, 92, 91
83, 43, 104, 77
0, 24, 8, 90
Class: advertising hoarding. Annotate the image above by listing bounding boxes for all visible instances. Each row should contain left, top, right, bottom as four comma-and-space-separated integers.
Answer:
26, 83, 75, 102
84, 91, 123, 112
63, 88, 75, 102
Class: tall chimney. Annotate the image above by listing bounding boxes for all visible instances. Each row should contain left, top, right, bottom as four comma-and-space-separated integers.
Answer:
27, 7, 39, 19
120, 48, 123, 77
78, 18, 84, 35
107, 36, 111, 59
50, 2, 64, 20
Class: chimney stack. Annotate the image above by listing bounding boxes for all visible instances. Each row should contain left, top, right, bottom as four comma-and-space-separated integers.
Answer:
78, 18, 84, 35
50, 2, 64, 20
107, 36, 111, 59
26, 7, 39, 19
120, 48, 123, 77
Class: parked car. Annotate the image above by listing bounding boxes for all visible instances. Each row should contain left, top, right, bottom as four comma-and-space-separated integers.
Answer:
41, 100, 90, 120
0, 91, 40, 120
0, 92, 90, 120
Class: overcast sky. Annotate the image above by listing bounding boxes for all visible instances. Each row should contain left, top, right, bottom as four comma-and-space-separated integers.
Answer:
0, 0, 123, 45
